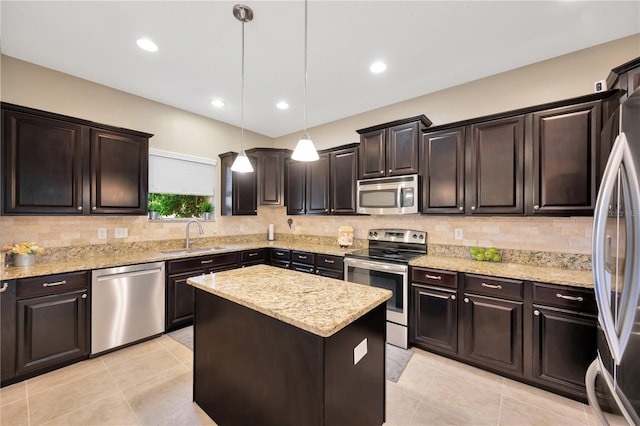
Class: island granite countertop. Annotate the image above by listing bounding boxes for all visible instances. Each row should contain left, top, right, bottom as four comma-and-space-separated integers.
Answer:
187, 264, 392, 337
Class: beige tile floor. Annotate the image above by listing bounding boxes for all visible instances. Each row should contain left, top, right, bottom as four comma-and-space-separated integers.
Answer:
0, 334, 628, 426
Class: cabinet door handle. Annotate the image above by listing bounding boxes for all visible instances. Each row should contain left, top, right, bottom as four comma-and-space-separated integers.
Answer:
481, 282, 502, 290
425, 274, 441, 280
389, 169, 392, 173
0, 282, 8, 293
77, 206, 83, 211
248, 252, 258, 257
464, 297, 470, 303
200, 260, 214, 264
81, 293, 87, 299
533, 205, 540, 210
43, 280, 67, 287
458, 206, 464, 211
324, 259, 335, 264
471, 206, 476, 211
298, 255, 307, 260
92, 206, 97, 211
379, 170, 384, 174
275, 251, 284, 256
534, 309, 540, 316
556, 293, 584, 302
451, 295, 456, 300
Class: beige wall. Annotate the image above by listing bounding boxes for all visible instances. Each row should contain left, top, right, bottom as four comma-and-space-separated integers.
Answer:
2, 34, 639, 255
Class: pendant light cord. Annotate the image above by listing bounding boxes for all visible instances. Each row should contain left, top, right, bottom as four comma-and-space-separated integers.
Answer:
240, 18, 246, 153
303, 0, 308, 139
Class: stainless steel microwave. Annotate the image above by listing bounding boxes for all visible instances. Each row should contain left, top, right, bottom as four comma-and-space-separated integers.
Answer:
357, 174, 419, 215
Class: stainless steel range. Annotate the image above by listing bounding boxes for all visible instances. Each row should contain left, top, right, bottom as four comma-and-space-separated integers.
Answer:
344, 229, 427, 348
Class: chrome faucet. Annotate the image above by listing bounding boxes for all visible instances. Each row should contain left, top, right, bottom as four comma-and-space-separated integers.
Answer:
185, 219, 204, 249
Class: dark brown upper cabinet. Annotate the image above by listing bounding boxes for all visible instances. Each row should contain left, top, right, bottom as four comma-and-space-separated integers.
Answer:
247, 148, 288, 206
329, 145, 358, 214
285, 153, 330, 215
419, 90, 616, 216
219, 152, 257, 216
420, 127, 465, 214
2, 103, 151, 215
357, 115, 432, 179
530, 101, 601, 215
467, 115, 525, 215
285, 144, 358, 215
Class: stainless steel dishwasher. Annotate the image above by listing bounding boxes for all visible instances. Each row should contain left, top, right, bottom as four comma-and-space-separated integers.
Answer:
91, 262, 165, 355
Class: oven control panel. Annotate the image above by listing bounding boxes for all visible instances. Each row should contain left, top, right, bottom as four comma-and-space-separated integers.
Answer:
367, 228, 426, 244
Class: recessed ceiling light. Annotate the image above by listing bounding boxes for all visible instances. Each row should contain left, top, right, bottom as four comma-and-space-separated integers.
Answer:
276, 101, 289, 110
136, 38, 158, 52
370, 61, 387, 74
211, 99, 225, 108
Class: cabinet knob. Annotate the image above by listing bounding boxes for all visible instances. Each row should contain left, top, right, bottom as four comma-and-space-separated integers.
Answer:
450, 295, 456, 300
470, 206, 476, 211
533, 310, 540, 316
77, 206, 83, 211
379, 170, 384, 174
464, 297, 470, 303
533, 205, 540, 210
92, 206, 97, 211
82, 293, 88, 299
389, 169, 392, 173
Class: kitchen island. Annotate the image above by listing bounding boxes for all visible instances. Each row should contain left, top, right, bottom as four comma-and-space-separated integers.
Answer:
187, 264, 392, 426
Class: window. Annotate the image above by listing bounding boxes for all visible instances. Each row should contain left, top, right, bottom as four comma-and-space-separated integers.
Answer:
148, 149, 216, 219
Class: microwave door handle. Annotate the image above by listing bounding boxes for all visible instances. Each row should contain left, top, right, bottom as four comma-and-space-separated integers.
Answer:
397, 187, 403, 212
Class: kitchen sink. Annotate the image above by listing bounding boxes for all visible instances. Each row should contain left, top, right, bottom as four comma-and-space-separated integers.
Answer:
160, 246, 229, 255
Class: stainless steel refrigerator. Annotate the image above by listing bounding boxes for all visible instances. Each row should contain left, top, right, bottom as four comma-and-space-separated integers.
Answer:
586, 87, 640, 425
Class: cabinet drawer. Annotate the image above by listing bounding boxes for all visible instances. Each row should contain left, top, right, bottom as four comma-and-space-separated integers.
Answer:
168, 256, 217, 274
241, 249, 266, 263
17, 271, 88, 299
315, 254, 343, 271
315, 268, 344, 280
291, 251, 314, 265
213, 252, 241, 267
533, 282, 596, 313
271, 260, 290, 269
271, 249, 290, 261
464, 274, 523, 300
411, 267, 457, 289
291, 263, 315, 274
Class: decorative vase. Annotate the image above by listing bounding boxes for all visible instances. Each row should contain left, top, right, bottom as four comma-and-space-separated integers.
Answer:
14, 254, 36, 267
202, 212, 213, 220
149, 211, 160, 220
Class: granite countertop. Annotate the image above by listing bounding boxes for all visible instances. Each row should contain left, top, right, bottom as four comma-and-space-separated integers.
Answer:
0, 241, 357, 281
187, 264, 392, 337
1, 239, 594, 289
410, 255, 594, 288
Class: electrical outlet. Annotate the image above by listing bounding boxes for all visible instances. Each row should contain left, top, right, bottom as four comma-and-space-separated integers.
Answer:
114, 227, 128, 238
454, 228, 463, 240
98, 228, 107, 240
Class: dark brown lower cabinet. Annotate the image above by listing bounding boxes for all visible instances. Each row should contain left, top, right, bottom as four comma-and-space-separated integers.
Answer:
531, 305, 597, 396
411, 284, 458, 355
166, 270, 203, 331
462, 293, 523, 375
14, 272, 89, 378
1, 280, 17, 382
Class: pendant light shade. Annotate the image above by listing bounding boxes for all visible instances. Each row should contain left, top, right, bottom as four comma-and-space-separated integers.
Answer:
230, 4, 254, 173
292, 0, 319, 162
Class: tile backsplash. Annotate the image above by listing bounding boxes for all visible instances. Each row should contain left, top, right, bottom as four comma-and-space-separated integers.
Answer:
1, 207, 593, 255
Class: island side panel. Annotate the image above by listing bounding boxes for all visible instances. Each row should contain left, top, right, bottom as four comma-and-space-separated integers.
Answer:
193, 287, 324, 426
324, 303, 386, 426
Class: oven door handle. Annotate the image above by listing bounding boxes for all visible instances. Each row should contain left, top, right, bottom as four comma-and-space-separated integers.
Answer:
344, 258, 407, 274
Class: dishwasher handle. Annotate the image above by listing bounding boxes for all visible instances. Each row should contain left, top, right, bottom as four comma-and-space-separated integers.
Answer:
95, 267, 164, 282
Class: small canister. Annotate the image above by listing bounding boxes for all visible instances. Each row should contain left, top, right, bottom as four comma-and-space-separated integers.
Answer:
338, 226, 354, 247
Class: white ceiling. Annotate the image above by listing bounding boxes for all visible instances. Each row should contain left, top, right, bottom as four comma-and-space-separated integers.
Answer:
1, 1, 639, 138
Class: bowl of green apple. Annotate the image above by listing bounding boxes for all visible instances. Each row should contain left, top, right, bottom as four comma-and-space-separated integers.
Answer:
469, 246, 502, 262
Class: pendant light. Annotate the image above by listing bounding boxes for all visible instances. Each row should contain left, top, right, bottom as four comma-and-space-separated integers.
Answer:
291, 0, 319, 162
230, 4, 254, 173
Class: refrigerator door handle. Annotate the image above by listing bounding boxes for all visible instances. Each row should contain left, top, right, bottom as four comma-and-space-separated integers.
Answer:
593, 132, 640, 364
586, 356, 640, 426
585, 359, 609, 426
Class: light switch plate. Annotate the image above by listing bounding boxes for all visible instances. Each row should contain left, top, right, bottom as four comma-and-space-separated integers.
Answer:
97, 228, 107, 240
353, 338, 368, 365
114, 227, 128, 238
